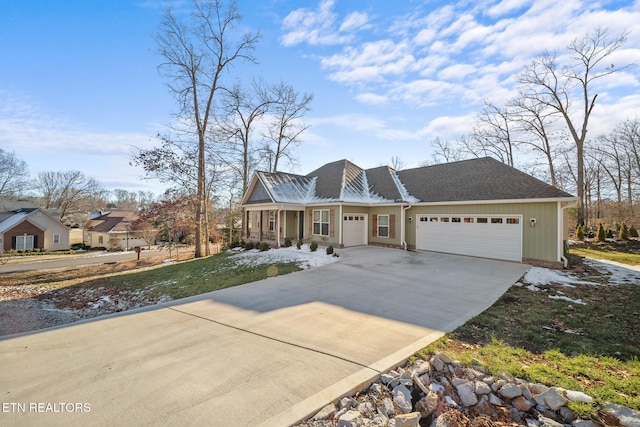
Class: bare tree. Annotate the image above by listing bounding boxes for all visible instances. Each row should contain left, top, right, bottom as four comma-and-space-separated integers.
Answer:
517, 27, 631, 225
427, 137, 469, 164
155, 0, 259, 257
0, 149, 30, 197
471, 101, 518, 166
511, 97, 565, 188
217, 80, 271, 196
34, 170, 103, 221
262, 81, 313, 172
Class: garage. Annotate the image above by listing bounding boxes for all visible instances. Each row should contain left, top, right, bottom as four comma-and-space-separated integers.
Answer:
342, 214, 367, 247
416, 214, 522, 262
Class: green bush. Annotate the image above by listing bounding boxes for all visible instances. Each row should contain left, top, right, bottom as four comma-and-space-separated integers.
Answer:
620, 223, 630, 240
243, 241, 255, 250
596, 223, 606, 242
326, 245, 334, 255
296, 240, 303, 249
284, 238, 292, 247
575, 225, 585, 241
309, 241, 318, 252
229, 239, 241, 249
630, 226, 639, 238
258, 241, 270, 252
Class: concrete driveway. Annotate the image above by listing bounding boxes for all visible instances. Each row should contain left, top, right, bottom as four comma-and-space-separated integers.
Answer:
0, 247, 529, 426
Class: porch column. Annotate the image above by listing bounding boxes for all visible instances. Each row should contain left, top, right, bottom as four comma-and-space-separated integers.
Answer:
259, 210, 263, 241
276, 209, 282, 248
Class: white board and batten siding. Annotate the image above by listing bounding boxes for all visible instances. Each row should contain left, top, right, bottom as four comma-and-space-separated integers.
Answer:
342, 214, 367, 247
416, 214, 522, 262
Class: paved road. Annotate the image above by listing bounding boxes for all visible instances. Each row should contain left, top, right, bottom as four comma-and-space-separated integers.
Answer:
0, 249, 168, 274
0, 247, 529, 426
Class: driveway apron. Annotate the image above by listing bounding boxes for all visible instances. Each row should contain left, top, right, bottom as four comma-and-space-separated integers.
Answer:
0, 247, 529, 426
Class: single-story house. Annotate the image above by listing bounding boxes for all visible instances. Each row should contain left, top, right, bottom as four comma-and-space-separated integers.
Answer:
240, 157, 578, 267
84, 211, 148, 250
0, 199, 70, 252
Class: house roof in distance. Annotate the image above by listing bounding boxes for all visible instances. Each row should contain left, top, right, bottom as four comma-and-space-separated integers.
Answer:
242, 157, 575, 206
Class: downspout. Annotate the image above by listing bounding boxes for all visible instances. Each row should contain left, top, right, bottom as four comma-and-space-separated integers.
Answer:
402, 205, 412, 250
277, 207, 282, 248
559, 200, 579, 268
339, 204, 343, 247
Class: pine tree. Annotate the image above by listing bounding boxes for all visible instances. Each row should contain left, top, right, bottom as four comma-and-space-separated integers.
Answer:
596, 223, 606, 242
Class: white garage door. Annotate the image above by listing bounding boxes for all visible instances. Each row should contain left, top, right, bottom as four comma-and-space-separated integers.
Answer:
343, 214, 367, 247
416, 215, 522, 262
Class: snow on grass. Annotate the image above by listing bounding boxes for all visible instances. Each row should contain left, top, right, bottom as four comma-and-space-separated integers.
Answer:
522, 267, 597, 288
548, 295, 587, 305
583, 258, 640, 285
230, 244, 340, 270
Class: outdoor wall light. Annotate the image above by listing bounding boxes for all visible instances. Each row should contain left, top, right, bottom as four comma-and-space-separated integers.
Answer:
408, 217, 413, 223
530, 218, 537, 227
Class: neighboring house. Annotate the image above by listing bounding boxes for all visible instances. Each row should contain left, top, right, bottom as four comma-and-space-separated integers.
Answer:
84, 211, 148, 250
240, 157, 578, 268
0, 199, 70, 252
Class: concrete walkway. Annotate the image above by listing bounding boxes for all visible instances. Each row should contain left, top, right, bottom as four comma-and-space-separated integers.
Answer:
0, 247, 529, 426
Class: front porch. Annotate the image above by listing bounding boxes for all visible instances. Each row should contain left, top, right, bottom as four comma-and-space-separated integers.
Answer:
245, 207, 305, 247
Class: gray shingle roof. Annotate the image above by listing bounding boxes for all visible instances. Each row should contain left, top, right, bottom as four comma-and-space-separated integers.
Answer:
243, 157, 574, 206
397, 157, 574, 202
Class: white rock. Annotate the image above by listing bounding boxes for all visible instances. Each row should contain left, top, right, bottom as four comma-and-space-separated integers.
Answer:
393, 412, 422, 427
338, 410, 362, 427
436, 352, 453, 364
475, 381, 492, 395
393, 384, 413, 414
499, 383, 523, 399
564, 390, 593, 404
313, 403, 336, 420
455, 381, 478, 407
534, 387, 568, 411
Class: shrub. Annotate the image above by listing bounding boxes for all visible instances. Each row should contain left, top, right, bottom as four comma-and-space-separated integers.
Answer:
244, 241, 255, 250
229, 239, 241, 249
258, 241, 270, 252
630, 226, 639, 238
309, 241, 318, 252
296, 240, 303, 249
326, 245, 334, 255
606, 228, 614, 239
620, 223, 630, 241
284, 238, 292, 247
575, 225, 585, 241
596, 223, 606, 242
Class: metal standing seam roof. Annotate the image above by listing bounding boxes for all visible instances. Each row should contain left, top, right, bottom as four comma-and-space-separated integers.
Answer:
244, 157, 575, 206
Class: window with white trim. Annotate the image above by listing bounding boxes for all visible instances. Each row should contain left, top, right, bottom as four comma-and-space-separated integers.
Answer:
269, 211, 276, 232
53, 234, 60, 244
378, 214, 389, 238
313, 209, 330, 236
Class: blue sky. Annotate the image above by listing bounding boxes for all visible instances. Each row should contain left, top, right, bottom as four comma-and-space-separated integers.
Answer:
1, 0, 639, 197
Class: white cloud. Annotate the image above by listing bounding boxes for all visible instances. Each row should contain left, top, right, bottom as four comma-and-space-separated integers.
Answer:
486, 0, 532, 18
356, 93, 388, 105
280, 0, 369, 46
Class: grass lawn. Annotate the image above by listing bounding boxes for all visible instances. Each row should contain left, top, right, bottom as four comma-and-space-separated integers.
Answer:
570, 247, 640, 266
416, 254, 640, 420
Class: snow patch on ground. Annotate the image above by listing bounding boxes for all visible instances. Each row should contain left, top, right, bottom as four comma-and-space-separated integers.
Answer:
523, 267, 596, 287
230, 244, 340, 270
583, 258, 640, 285
548, 295, 587, 305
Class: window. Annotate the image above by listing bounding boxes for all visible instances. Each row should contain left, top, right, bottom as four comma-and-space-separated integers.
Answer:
429, 217, 438, 222
491, 218, 503, 224
451, 217, 461, 223
507, 218, 520, 224
53, 234, 60, 244
313, 209, 330, 236
15, 235, 34, 251
464, 218, 474, 223
441, 217, 450, 222
477, 218, 488, 224
378, 215, 389, 238
269, 211, 276, 232
98, 235, 104, 244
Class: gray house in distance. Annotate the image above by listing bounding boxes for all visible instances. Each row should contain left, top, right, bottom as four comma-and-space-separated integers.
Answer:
240, 157, 578, 268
